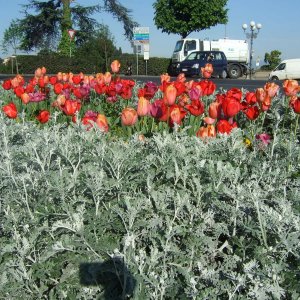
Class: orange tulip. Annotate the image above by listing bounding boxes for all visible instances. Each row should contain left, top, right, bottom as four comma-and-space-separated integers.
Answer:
176, 73, 186, 83
96, 114, 109, 132
160, 73, 171, 83
170, 106, 182, 124
137, 96, 150, 117
35, 67, 43, 78
201, 63, 213, 79
164, 84, 177, 105
283, 79, 299, 96
21, 93, 30, 104
121, 107, 138, 126
62, 73, 69, 82
111, 60, 121, 73
264, 82, 279, 98
203, 117, 216, 125
196, 125, 216, 139
57, 72, 63, 81
103, 72, 112, 85
209, 102, 221, 119
255, 88, 266, 103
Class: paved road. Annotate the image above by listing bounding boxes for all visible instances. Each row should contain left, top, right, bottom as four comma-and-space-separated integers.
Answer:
0, 73, 286, 94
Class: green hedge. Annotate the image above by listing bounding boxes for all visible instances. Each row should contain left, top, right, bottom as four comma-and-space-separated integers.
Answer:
0, 53, 171, 76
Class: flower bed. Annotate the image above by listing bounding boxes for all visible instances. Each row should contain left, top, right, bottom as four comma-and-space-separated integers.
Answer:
0, 61, 299, 299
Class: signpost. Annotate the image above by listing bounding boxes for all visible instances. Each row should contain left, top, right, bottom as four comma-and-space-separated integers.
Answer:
67, 29, 76, 58
133, 27, 149, 75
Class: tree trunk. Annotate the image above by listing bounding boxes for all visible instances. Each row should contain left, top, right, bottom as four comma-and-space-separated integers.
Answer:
58, 0, 75, 56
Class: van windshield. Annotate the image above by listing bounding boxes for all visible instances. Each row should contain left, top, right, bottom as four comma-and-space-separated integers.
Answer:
174, 40, 184, 52
275, 63, 286, 71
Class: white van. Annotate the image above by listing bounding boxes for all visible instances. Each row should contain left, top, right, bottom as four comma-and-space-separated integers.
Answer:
269, 59, 300, 80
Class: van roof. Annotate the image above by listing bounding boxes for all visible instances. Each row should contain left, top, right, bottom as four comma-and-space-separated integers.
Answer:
282, 58, 300, 63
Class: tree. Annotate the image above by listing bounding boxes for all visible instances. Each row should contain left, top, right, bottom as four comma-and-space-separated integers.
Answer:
75, 24, 121, 72
15, 0, 138, 55
153, 0, 228, 38
264, 50, 281, 70
1, 19, 24, 73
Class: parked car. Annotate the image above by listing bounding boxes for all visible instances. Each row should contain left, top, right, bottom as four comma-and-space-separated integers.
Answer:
176, 50, 228, 78
269, 58, 300, 80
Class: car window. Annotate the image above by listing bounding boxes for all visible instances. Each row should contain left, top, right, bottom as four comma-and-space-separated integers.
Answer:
186, 52, 198, 60
206, 53, 213, 62
199, 53, 206, 60
214, 53, 222, 61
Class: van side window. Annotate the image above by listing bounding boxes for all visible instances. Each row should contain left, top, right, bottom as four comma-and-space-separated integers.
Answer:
185, 40, 197, 52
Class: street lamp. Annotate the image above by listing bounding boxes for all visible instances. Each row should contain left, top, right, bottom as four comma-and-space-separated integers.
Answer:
242, 21, 262, 79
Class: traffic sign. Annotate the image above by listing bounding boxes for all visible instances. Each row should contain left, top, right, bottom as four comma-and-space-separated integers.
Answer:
133, 27, 149, 44
67, 29, 76, 40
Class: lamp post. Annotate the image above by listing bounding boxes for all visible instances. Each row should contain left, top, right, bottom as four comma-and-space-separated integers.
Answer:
242, 21, 262, 79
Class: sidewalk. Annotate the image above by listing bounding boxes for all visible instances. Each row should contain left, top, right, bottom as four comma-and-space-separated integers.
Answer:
252, 71, 270, 80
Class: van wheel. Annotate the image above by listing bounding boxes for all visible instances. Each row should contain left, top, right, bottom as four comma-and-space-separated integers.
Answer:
220, 70, 227, 79
228, 64, 242, 79
271, 76, 279, 81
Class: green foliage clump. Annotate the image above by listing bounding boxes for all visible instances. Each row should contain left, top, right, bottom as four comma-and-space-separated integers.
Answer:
0, 105, 299, 298
264, 50, 282, 70
153, 0, 228, 38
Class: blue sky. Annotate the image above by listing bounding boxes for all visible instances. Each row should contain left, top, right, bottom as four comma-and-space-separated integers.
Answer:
1, 0, 300, 66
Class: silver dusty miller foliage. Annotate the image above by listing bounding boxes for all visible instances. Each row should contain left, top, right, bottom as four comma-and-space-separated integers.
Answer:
0, 98, 300, 299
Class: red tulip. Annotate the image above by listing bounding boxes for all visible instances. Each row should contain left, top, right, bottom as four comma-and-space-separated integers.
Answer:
289, 96, 300, 114
245, 92, 257, 105
36, 110, 50, 123
14, 86, 25, 98
49, 76, 57, 85
199, 80, 216, 96
62, 99, 81, 116
72, 75, 82, 85
222, 97, 241, 118
2, 80, 12, 90
226, 88, 242, 102
216, 119, 238, 134
244, 106, 260, 120
150, 99, 168, 122
2, 102, 18, 119
121, 107, 138, 126
54, 82, 64, 95
185, 99, 205, 116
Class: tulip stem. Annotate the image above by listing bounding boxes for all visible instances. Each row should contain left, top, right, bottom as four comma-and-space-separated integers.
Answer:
294, 114, 299, 138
